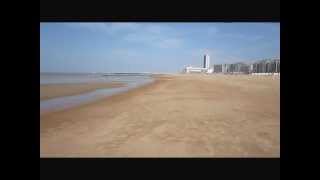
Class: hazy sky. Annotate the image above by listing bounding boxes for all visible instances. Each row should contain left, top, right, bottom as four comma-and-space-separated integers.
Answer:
40, 23, 280, 73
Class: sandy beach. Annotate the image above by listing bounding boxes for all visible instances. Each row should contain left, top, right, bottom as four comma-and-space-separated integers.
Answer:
40, 82, 125, 100
40, 74, 280, 157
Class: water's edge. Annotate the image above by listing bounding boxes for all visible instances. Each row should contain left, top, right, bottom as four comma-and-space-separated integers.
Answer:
40, 74, 154, 114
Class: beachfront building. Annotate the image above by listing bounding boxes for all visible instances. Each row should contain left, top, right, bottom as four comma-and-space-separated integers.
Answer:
221, 63, 249, 74
222, 64, 230, 73
251, 58, 280, 74
183, 55, 280, 75
203, 54, 210, 69
213, 64, 223, 73
249, 64, 254, 73
184, 54, 213, 74
218, 59, 279, 75
241, 63, 250, 74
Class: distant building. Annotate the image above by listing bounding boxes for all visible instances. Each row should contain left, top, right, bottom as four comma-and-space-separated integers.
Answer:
183, 55, 279, 75
184, 54, 213, 74
239, 63, 250, 74
222, 64, 230, 73
251, 58, 280, 74
213, 64, 223, 73
203, 54, 210, 69
249, 64, 254, 73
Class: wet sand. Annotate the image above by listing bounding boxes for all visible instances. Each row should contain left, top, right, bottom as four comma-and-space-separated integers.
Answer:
40, 74, 280, 157
40, 82, 125, 100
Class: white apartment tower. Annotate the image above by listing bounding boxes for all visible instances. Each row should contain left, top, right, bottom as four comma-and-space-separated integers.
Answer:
184, 54, 213, 74
203, 54, 210, 69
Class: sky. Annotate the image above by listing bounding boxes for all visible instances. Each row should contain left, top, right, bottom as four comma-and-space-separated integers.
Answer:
40, 23, 280, 73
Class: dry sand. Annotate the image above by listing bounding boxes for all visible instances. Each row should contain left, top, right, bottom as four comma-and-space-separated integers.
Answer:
40, 82, 125, 100
40, 74, 280, 157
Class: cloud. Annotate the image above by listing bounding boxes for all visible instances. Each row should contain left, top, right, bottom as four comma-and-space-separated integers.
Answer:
157, 38, 182, 48
207, 26, 219, 36
189, 48, 248, 64
107, 23, 139, 33
65, 23, 109, 32
66, 23, 184, 49
213, 32, 263, 42
65, 22, 139, 34
124, 32, 182, 48
121, 24, 183, 48
205, 25, 263, 42
110, 48, 141, 58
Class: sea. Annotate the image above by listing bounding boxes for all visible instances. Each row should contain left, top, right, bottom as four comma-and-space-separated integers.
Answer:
40, 72, 154, 113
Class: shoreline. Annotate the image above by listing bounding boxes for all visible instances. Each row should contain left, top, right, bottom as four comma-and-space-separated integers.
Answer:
41, 74, 279, 157
40, 82, 126, 100
40, 75, 167, 116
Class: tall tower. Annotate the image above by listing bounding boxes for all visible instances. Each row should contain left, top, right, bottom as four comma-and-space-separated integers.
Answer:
203, 54, 210, 69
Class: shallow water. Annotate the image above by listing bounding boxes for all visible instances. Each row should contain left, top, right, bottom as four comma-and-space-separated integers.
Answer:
40, 73, 154, 113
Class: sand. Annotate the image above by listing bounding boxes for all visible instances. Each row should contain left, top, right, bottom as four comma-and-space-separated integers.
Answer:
40, 82, 125, 100
40, 74, 280, 157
